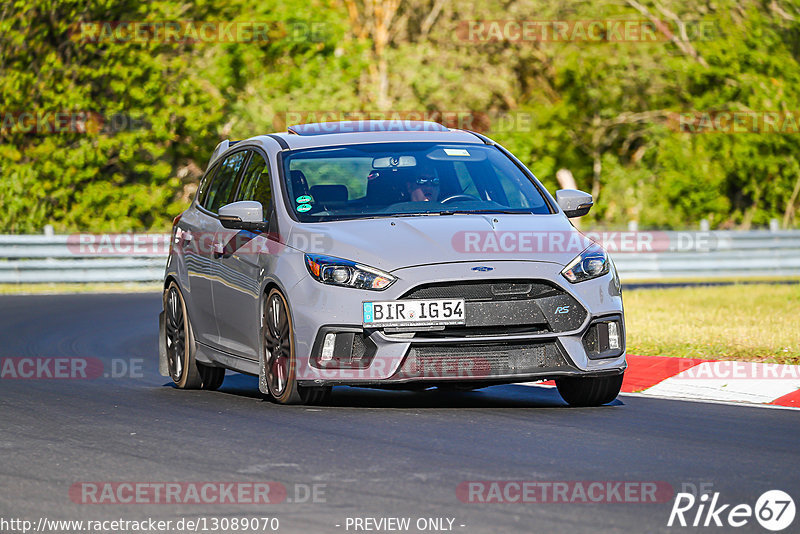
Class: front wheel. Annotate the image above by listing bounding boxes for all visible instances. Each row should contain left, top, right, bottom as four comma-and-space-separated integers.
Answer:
262, 289, 330, 405
555, 373, 624, 407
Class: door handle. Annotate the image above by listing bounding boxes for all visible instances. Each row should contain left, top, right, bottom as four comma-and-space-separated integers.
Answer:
213, 242, 224, 257
175, 228, 193, 244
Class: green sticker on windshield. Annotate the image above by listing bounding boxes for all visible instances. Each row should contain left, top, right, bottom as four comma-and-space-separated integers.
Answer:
296, 195, 312, 204
297, 203, 312, 212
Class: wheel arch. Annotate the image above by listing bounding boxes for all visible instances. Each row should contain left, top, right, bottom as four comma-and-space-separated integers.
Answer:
163, 274, 179, 291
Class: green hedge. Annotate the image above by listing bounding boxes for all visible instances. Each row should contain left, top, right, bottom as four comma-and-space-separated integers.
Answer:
1, 0, 799, 232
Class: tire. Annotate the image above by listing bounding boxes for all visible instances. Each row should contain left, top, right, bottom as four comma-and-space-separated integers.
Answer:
163, 282, 202, 389
164, 282, 226, 391
555, 373, 624, 407
198, 365, 225, 391
300, 386, 332, 405
262, 288, 331, 405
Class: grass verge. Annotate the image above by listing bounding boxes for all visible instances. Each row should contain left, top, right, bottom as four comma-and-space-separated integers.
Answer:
624, 283, 800, 364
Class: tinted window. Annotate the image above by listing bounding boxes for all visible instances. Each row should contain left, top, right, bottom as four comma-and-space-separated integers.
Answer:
204, 151, 247, 213
282, 143, 552, 222
236, 151, 271, 211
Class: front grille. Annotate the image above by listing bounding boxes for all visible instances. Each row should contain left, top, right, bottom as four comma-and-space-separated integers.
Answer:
411, 324, 551, 338
402, 280, 559, 301
393, 341, 572, 379
398, 280, 586, 335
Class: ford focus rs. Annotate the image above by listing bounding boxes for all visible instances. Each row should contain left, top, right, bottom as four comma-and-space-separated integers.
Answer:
159, 120, 626, 406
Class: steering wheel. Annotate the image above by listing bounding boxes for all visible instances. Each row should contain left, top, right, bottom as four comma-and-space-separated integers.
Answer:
440, 194, 482, 204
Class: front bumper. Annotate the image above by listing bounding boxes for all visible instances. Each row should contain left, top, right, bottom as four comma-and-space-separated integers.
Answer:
289, 261, 626, 386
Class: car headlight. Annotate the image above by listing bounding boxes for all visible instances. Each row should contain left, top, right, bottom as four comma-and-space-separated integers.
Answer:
305, 254, 396, 290
561, 243, 610, 283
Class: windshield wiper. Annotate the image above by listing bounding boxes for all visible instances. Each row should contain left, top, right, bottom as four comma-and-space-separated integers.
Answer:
322, 209, 530, 221
439, 209, 531, 215
352, 212, 443, 220
392, 212, 450, 217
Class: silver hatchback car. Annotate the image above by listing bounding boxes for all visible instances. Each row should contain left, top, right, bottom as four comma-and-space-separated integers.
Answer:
159, 120, 626, 406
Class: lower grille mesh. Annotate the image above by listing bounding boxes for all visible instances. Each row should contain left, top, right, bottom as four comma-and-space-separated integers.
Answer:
395, 342, 571, 379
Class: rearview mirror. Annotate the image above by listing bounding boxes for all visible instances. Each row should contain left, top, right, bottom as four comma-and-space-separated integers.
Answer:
373, 156, 416, 169
556, 189, 593, 218
218, 201, 266, 231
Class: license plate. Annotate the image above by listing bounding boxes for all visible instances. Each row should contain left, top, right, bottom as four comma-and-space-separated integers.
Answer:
363, 299, 466, 328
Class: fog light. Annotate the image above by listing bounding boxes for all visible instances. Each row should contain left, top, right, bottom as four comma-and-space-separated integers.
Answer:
608, 321, 620, 350
321, 333, 336, 361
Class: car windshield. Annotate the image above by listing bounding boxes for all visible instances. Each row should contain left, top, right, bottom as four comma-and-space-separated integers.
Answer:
282, 142, 553, 221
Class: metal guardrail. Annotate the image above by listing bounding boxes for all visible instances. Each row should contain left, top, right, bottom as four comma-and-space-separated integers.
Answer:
0, 234, 169, 283
0, 231, 799, 283
610, 231, 800, 279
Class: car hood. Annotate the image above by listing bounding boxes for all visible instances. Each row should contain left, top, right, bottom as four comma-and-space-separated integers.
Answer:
286, 214, 593, 273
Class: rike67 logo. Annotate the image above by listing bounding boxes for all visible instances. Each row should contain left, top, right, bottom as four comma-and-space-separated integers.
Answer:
668, 490, 795, 531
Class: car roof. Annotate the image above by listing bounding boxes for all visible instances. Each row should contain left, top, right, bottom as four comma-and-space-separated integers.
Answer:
208, 120, 489, 165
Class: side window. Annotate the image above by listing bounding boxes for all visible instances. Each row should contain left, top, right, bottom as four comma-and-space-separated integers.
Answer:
236, 151, 271, 211
196, 161, 220, 206
203, 151, 247, 213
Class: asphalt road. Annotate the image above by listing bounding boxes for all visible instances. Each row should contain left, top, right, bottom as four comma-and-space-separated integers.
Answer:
0, 293, 798, 534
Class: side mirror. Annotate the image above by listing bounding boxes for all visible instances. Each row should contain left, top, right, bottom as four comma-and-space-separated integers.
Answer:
218, 201, 266, 232
556, 189, 593, 218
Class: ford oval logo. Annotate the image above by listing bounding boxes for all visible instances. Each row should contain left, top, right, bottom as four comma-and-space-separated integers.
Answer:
472, 266, 494, 272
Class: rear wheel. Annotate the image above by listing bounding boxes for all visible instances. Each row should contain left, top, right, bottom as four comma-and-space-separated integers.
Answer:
198, 365, 225, 391
164, 282, 202, 389
555, 373, 624, 407
163, 282, 225, 391
262, 289, 331, 405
